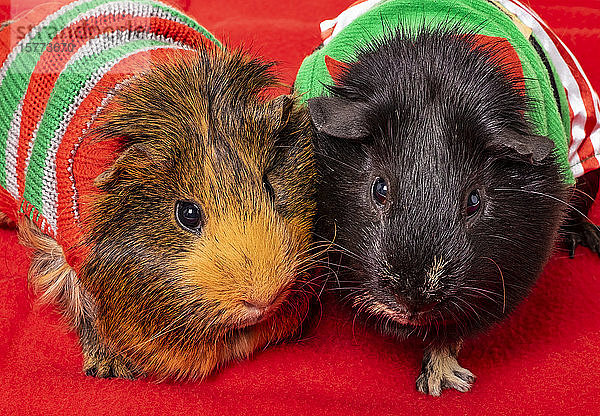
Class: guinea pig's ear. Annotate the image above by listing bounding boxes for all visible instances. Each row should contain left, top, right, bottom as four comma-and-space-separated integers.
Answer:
492, 131, 556, 164
267, 94, 295, 130
94, 144, 161, 188
307, 96, 369, 140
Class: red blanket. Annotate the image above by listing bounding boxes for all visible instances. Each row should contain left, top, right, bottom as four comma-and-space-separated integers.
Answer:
1, 1, 599, 414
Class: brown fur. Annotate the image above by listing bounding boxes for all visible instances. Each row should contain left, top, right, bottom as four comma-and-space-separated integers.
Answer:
17, 215, 90, 328
0, 211, 14, 227
15, 215, 141, 378
8, 46, 317, 380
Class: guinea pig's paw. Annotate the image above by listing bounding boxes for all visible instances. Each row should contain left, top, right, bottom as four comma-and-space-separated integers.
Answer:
83, 347, 143, 380
416, 348, 475, 396
565, 220, 600, 258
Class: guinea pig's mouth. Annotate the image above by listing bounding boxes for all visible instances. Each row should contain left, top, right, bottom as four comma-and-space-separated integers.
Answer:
233, 315, 267, 330
355, 295, 446, 327
377, 303, 431, 326
232, 308, 272, 330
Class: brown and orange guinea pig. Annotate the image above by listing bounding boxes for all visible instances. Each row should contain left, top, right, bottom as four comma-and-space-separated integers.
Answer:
0, 0, 316, 380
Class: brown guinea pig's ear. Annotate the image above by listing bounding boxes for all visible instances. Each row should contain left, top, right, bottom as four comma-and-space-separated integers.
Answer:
491, 131, 556, 164
94, 144, 161, 188
267, 94, 295, 130
307, 96, 369, 140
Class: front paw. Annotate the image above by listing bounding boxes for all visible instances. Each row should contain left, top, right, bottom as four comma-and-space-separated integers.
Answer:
83, 346, 143, 380
416, 344, 475, 396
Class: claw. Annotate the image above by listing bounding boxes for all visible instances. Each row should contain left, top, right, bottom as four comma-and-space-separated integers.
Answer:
83, 345, 143, 380
416, 343, 475, 396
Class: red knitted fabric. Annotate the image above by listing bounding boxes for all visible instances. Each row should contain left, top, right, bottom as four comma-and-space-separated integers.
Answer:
0, 1, 599, 415
0, 0, 215, 271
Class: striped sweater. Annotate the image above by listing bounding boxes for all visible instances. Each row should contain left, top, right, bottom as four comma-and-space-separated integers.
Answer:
295, 0, 600, 182
0, 0, 218, 270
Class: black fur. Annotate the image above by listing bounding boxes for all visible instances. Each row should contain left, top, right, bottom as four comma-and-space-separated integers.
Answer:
310, 25, 571, 345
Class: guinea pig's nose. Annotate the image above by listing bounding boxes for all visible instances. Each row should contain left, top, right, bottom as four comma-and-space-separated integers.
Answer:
241, 300, 269, 315
413, 300, 440, 314
393, 293, 409, 311
236, 300, 272, 328
239, 299, 277, 326
242, 289, 287, 312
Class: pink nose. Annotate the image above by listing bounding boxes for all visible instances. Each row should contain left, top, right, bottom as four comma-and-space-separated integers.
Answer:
242, 299, 270, 310
238, 300, 273, 328
241, 300, 269, 317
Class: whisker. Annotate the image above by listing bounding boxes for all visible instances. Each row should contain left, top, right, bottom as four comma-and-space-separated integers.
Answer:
480, 257, 506, 313
571, 187, 595, 202
495, 187, 600, 233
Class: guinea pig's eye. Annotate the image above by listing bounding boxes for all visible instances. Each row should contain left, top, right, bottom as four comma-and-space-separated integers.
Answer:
263, 175, 275, 202
466, 189, 481, 217
175, 200, 204, 233
372, 177, 389, 206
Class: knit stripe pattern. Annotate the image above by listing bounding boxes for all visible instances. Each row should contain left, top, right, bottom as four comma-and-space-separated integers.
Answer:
493, 0, 600, 179
296, 0, 600, 183
0, 0, 218, 269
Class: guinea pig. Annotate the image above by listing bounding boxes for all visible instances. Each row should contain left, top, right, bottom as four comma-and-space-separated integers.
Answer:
0, 0, 316, 380
295, 0, 600, 395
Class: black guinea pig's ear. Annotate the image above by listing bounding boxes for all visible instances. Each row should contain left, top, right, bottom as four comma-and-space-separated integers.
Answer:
490, 131, 556, 164
307, 96, 369, 140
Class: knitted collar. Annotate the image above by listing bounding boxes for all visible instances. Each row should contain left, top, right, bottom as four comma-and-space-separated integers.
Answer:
295, 0, 600, 182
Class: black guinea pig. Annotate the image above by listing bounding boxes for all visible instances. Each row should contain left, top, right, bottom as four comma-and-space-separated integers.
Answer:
295, 0, 600, 396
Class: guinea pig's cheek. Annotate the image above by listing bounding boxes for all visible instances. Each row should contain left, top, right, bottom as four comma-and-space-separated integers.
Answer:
177, 244, 234, 300
176, 216, 300, 309
285, 216, 315, 262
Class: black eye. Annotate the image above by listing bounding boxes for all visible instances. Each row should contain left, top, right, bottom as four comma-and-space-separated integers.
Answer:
466, 189, 481, 217
175, 200, 204, 233
263, 175, 275, 202
372, 177, 389, 206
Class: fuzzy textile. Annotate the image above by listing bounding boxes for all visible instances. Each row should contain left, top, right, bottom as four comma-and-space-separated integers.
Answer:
0, 0, 599, 414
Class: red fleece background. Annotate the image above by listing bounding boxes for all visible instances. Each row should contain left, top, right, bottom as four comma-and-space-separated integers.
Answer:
0, 0, 599, 414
